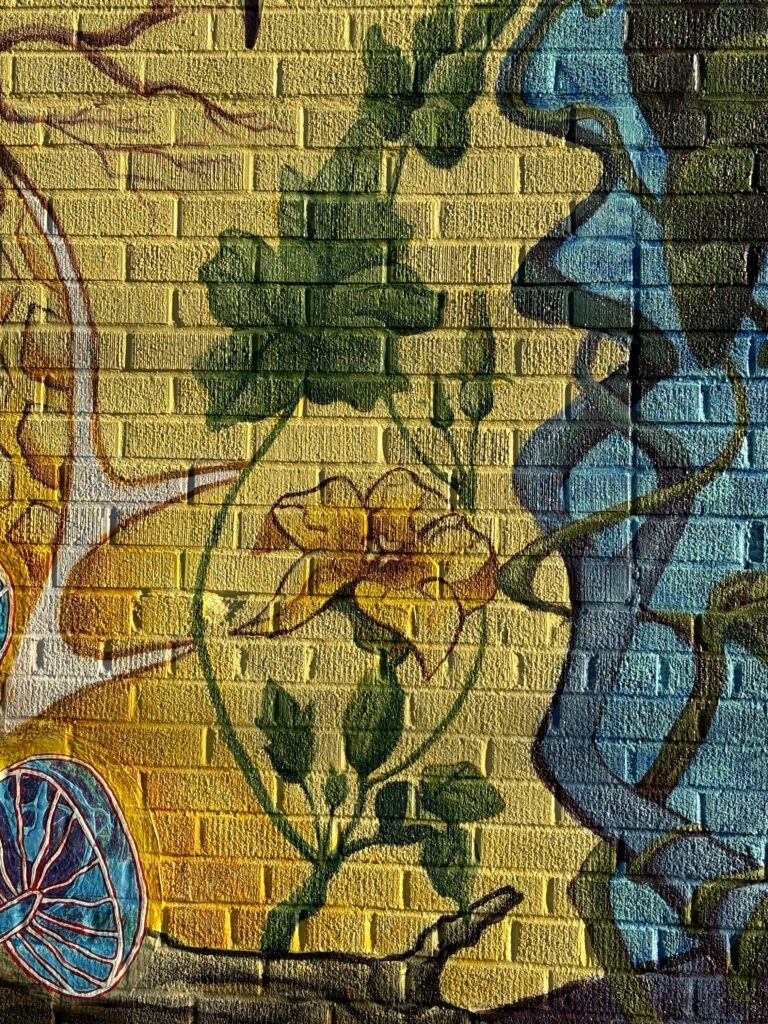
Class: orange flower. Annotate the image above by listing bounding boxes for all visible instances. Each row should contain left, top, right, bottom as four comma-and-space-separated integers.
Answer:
238, 469, 497, 679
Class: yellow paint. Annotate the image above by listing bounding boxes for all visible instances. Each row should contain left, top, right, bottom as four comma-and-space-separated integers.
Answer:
0, 0, 607, 1009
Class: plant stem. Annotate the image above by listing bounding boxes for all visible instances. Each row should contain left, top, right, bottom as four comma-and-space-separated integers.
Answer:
370, 609, 488, 788
300, 779, 324, 852
388, 144, 408, 196
338, 776, 369, 854
386, 394, 454, 491
191, 413, 317, 865
499, 359, 748, 599
260, 855, 343, 953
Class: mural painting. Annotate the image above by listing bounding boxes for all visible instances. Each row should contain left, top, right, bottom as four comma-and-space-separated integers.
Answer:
0, 0, 762, 1020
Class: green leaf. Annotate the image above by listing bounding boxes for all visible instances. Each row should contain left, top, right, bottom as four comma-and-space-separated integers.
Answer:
337, 597, 409, 663
420, 762, 505, 823
363, 26, 413, 100
256, 680, 315, 785
459, 379, 494, 421
343, 664, 405, 777
421, 825, 476, 911
197, 219, 442, 427
411, 99, 470, 170
323, 769, 349, 812
460, 5, 489, 51
432, 375, 455, 430
375, 780, 410, 841
497, 552, 568, 616
376, 780, 411, 822
375, 781, 433, 847
413, 0, 458, 91
362, 26, 415, 141
426, 52, 485, 111
462, 324, 495, 377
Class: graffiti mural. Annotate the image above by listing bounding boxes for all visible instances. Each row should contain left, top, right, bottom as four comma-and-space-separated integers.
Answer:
0, 0, 762, 1021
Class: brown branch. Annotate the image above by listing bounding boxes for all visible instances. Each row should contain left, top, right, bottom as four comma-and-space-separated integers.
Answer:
82, 48, 268, 135
0, 1, 271, 165
53, 885, 522, 1024
0, 1, 180, 55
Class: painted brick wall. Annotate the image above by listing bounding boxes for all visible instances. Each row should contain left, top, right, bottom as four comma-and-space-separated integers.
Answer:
0, 1, 764, 1021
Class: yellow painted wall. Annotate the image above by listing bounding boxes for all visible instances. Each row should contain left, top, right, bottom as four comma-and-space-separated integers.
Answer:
0, 0, 613, 1009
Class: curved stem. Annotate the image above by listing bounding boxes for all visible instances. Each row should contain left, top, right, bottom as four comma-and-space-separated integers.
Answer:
300, 780, 324, 854
443, 424, 466, 476
191, 413, 317, 865
386, 394, 454, 490
260, 855, 342, 953
369, 609, 488, 788
499, 359, 748, 595
338, 776, 370, 855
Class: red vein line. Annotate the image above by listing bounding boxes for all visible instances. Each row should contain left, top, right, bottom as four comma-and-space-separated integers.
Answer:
12, 776, 26, 891
41, 857, 98, 895
16, 934, 71, 992
33, 920, 115, 966
41, 895, 114, 909
0, 820, 18, 899
35, 813, 77, 889
26, 926, 103, 986
36, 910, 118, 941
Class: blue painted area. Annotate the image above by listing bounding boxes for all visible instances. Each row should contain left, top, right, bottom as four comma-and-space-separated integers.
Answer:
0, 758, 145, 997
610, 862, 696, 967
500, 0, 768, 983
520, 0, 666, 195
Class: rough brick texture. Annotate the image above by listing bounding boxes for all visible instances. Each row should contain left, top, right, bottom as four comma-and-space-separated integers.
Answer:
0, 1, 763, 1022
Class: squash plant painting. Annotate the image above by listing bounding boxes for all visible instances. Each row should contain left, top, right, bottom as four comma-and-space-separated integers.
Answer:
0, 0, 762, 1022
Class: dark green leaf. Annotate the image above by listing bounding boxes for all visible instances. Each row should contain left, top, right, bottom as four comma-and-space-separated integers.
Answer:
420, 762, 504, 823
197, 217, 442, 427
459, 379, 494, 421
362, 26, 415, 141
421, 825, 476, 911
432, 375, 455, 430
337, 596, 409, 663
412, 99, 470, 170
413, 0, 458, 90
376, 780, 411, 822
460, 5, 489, 51
324, 769, 349, 812
498, 553, 569, 616
462, 324, 495, 377
425, 53, 485, 111
375, 781, 434, 846
363, 26, 413, 99
343, 665, 405, 777
375, 780, 411, 835
256, 680, 315, 784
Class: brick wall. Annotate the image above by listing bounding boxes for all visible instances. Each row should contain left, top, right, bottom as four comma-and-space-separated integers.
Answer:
0, 0, 763, 1020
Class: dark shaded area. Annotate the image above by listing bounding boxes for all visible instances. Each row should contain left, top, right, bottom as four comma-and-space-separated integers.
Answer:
244, 0, 261, 47
5, 949, 768, 1023
482, 952, 768, 1024
0, 889, 524, 1023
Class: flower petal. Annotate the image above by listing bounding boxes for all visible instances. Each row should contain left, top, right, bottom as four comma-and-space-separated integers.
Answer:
420, 513, 497, 612
238, 551, 364, 637
354, 560, 462, 679
366, 468, 444, 554
265, 476, 367, 555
